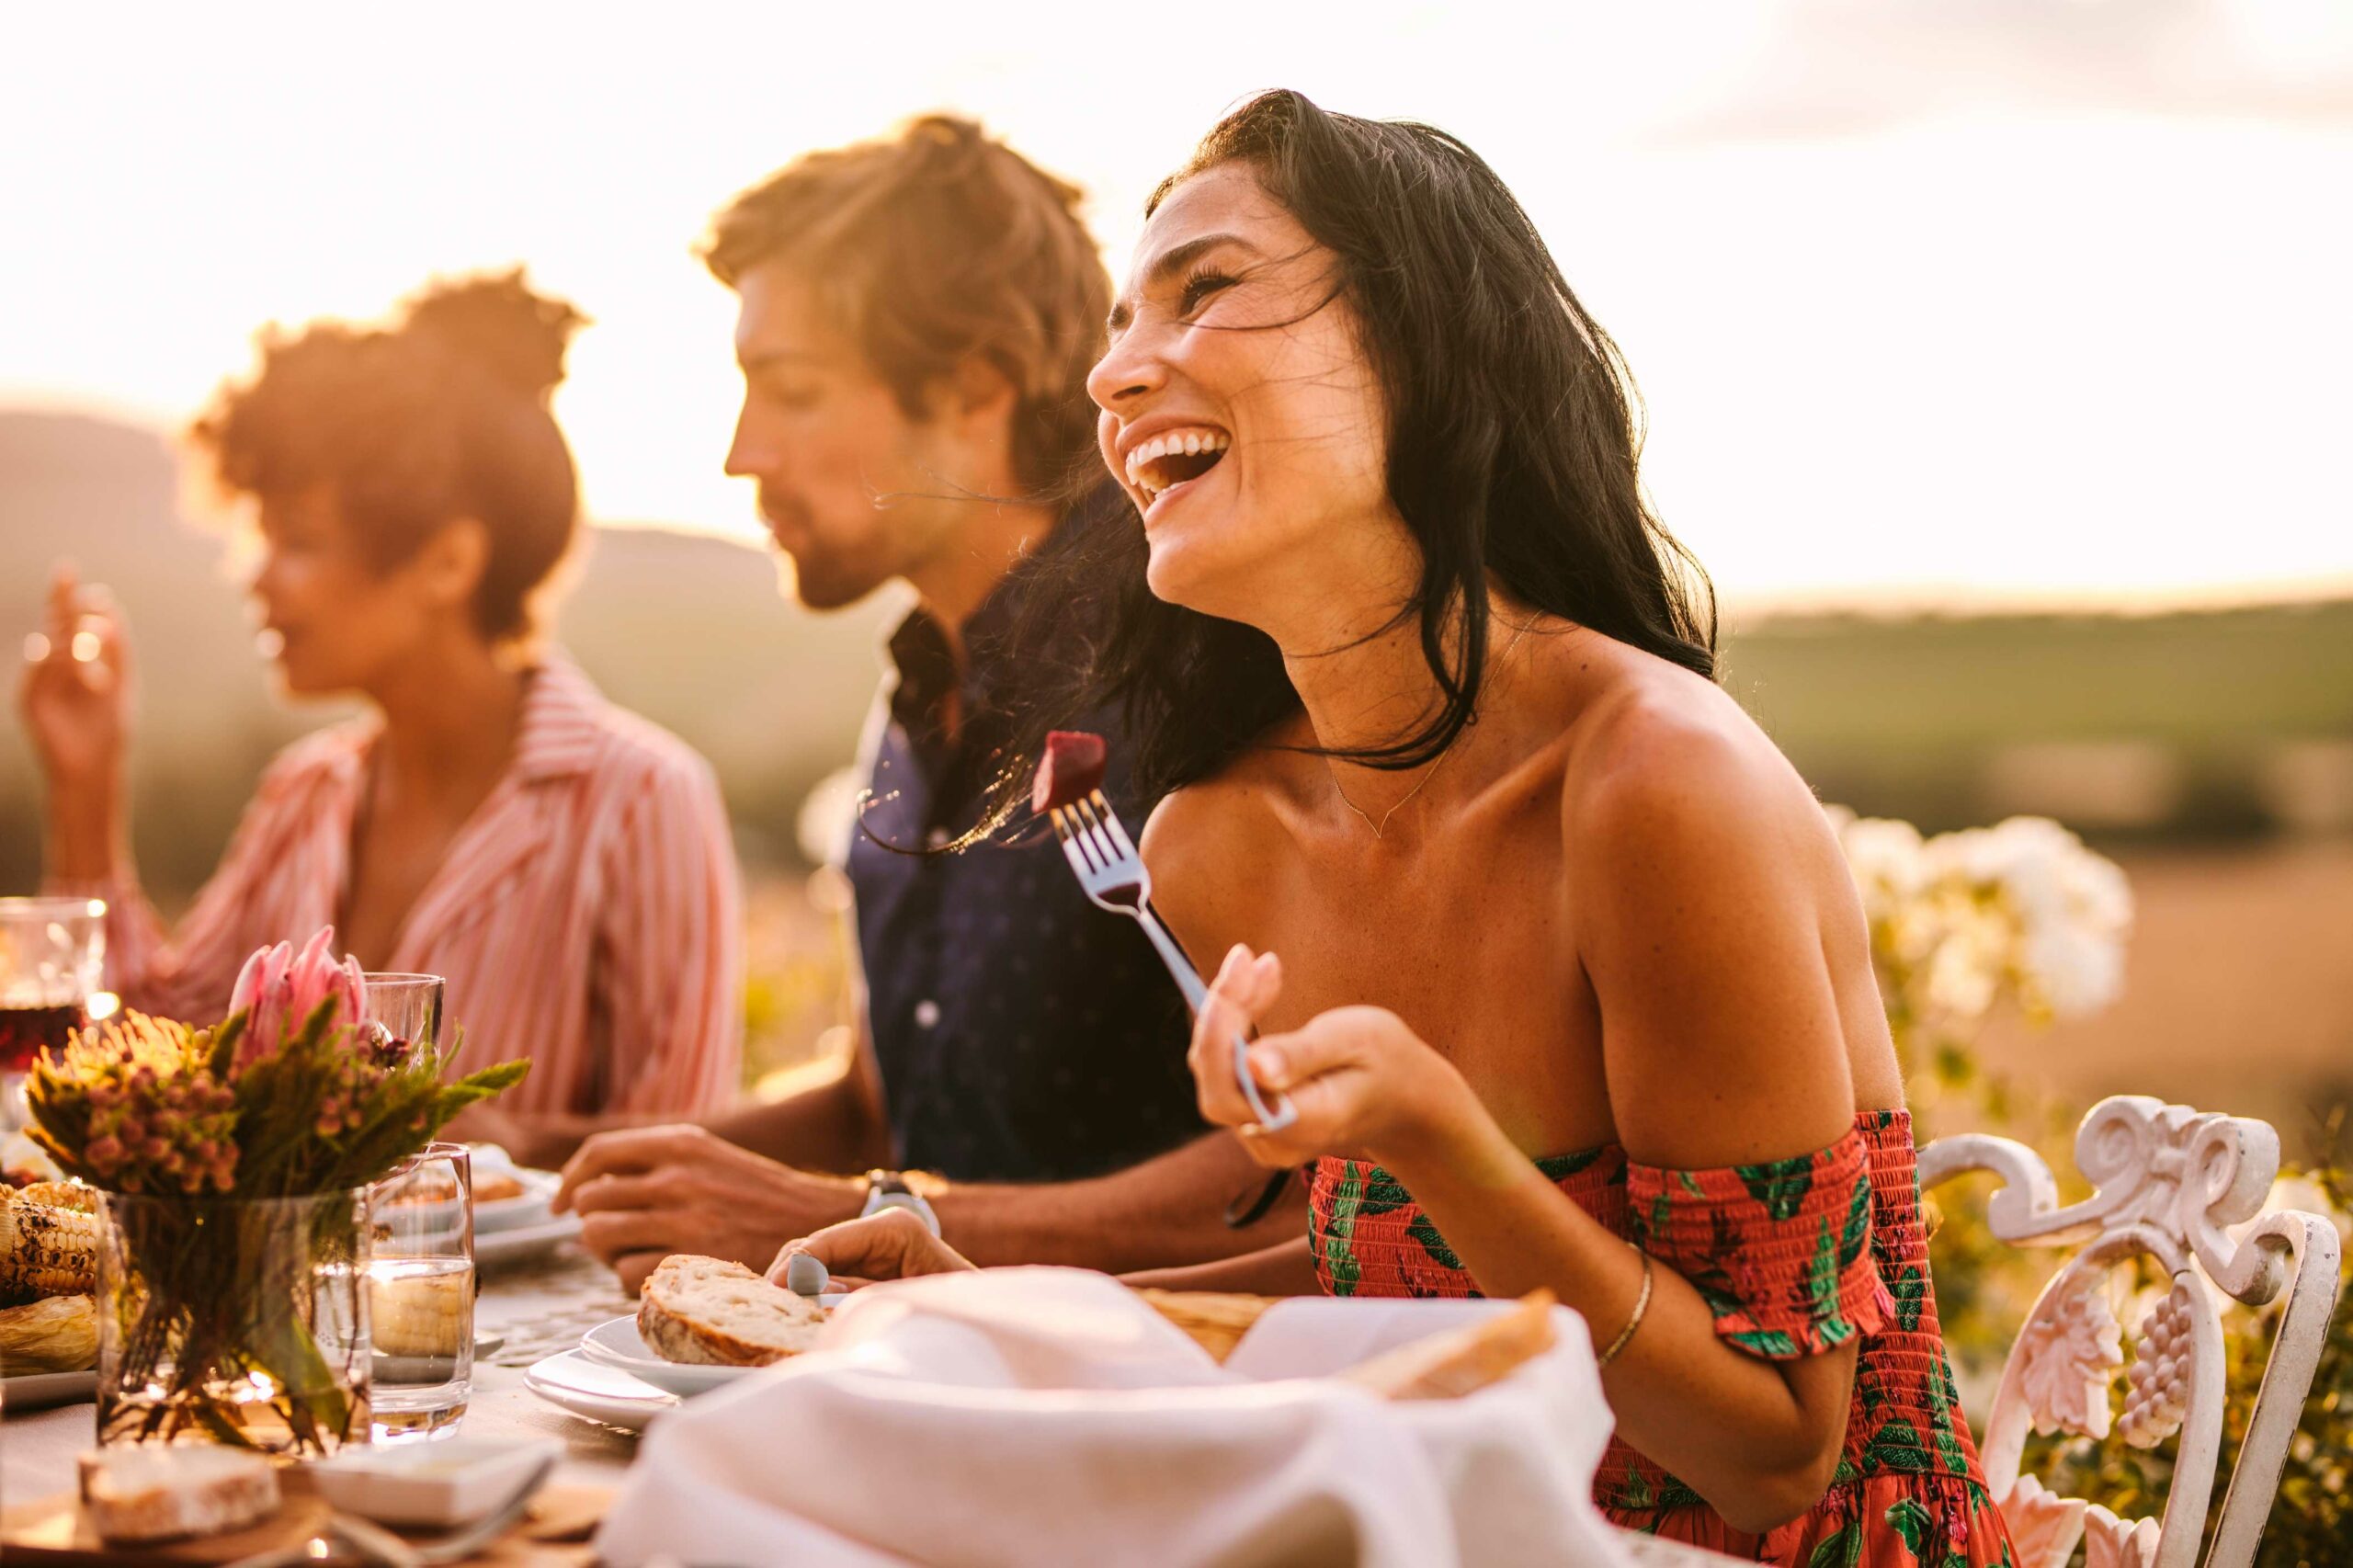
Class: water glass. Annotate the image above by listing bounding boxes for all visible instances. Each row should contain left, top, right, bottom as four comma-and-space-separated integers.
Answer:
0, 896, 106, 1131
361, 971, 445, 1057
367, 1142, 475, 1439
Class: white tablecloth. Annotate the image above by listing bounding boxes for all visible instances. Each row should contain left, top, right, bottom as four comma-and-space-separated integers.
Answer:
0, 1246, 1743, 1567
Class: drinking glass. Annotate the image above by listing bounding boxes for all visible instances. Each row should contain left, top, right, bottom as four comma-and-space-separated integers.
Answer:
0, 896, 106, 1131
367, 1141, 475, 1440
361, 971, 445, 1058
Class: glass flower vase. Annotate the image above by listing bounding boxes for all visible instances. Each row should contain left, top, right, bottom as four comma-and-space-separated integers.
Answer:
95, 1188, 373, 1457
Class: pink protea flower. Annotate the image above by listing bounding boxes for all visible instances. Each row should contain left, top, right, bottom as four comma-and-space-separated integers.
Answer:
229, 927, 368, 1070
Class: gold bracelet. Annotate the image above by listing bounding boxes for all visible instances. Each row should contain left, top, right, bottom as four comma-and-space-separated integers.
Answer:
1595, 1245, 1654, 1369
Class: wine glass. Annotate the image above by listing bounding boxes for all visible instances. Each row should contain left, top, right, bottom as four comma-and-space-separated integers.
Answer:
0, 897, 106, 1132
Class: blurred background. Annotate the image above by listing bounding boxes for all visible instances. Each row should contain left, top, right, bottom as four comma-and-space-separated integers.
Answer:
3, 0, 2347, 1137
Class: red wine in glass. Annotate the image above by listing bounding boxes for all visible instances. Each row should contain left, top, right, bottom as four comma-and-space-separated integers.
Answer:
0, 1002, 86, 1073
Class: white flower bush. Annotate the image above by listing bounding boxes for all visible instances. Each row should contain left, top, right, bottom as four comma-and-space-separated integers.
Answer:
1824, 808, 2134, 1046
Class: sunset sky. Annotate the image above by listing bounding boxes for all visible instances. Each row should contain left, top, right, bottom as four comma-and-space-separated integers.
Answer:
4, 0, 2348, 608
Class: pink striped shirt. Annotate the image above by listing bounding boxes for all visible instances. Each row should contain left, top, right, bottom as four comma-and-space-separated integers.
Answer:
61, 655, 742, 1116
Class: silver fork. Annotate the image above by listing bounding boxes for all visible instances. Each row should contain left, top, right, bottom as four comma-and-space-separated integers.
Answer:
1050, 790, 1298, 1131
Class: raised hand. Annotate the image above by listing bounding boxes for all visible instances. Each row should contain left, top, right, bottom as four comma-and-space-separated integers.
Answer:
17, 565, 134, 790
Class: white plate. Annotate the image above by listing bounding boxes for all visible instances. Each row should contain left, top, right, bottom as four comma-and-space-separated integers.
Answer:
521, 1349, 676, 1433
474, 1212, 583, 1267
472, 1170, 559, 1234
577, 1297, 841, 1398
577, 1317, 752, 1398
0, 1369, 97, 1411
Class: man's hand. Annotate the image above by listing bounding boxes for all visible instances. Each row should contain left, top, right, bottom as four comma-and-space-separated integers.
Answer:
770, 1208, 977, 1292
554, 1125, 865, 1295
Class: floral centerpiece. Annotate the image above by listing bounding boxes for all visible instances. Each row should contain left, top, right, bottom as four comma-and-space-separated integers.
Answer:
22, 929, 525, 1455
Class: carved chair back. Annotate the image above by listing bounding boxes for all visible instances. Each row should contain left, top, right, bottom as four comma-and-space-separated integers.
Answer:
1919, 1096, 2342, 1568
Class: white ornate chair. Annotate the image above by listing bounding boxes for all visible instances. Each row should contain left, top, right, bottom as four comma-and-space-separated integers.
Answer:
1920, 1096, 2344, 1568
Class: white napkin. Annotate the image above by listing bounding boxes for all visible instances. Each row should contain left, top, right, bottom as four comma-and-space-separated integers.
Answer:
596, 1267, 1632, 1568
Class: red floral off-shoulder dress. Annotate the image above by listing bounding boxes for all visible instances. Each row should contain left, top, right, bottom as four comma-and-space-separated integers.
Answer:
1309, 1108, 2018, 1565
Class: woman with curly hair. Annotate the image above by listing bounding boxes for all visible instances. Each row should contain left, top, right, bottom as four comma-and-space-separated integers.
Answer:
17, 272, 742, 1162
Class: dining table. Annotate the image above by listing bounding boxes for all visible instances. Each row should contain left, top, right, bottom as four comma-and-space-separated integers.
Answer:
1, 1241, 1745, 1567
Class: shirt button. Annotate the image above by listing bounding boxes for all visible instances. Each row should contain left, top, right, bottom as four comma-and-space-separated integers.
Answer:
914, 1000, 941, 1029
926, 827, 951, 849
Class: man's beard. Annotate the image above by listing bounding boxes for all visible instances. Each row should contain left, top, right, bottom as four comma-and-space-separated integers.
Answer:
781, 551, 882, 611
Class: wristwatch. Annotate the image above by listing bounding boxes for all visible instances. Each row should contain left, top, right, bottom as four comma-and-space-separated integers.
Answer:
861, 1169, 941, 1236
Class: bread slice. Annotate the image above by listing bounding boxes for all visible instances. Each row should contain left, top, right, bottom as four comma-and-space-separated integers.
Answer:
638, 1255, 827, 1367
77, 1446, 280, 1544
0, 1292, 97, 1372
1132, 1289, 1277, 1363
1336, 1290, 1559, 1400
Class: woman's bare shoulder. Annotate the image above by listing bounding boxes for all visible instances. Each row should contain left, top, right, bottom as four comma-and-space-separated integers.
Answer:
1141, 740, 1302, 879
1553, 652, 1836, 883
1138, 722, 1312, 953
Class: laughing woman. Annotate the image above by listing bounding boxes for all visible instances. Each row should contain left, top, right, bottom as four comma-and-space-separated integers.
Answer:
793, 95, 2015, 1564
16, 273, 742, 1162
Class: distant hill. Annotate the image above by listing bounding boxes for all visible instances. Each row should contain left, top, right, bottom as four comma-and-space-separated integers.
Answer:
1721, 599, 2353, 837
0, 408, 893, 895
4, 408, 2348, 902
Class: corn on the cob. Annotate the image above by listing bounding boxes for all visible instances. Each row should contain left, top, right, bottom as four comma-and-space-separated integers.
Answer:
0, 1196, 101, 1298
13, 1180, 97, 1213
0, 1292, 97, 1372
369, 1268, 471, 1358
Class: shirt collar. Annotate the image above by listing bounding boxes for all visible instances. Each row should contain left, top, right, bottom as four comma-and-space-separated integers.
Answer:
881, 483, 1117, 734
511, 652, 608, 782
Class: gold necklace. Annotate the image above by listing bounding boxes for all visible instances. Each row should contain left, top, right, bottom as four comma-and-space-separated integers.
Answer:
1334, 618, 1534, 839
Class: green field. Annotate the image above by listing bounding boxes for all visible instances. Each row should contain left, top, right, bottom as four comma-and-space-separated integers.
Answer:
1724, 599, 2353, 836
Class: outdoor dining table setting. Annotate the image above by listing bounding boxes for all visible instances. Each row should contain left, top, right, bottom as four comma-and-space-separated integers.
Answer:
4, 1165, 1744, 1568
0, 901, 1742, 1567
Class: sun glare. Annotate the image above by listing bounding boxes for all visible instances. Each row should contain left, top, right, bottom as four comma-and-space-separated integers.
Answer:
1, 2, 2346, 609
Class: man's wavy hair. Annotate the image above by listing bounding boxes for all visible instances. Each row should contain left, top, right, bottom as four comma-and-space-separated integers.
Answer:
702, 114, 1110, 498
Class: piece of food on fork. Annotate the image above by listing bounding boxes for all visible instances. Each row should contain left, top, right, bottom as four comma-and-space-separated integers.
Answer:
1031, 730, 1110, 816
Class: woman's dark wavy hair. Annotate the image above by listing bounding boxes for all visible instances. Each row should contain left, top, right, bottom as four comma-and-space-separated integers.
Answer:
988, 90, 1716, 825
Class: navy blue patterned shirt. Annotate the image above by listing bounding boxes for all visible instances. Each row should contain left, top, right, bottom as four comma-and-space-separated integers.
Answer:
846, 526, 1205, 1183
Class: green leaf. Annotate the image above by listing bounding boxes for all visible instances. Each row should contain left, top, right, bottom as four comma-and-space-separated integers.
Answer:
1839, 1171, 1873, 1267
1807, 1214, 1841, 1322
1406, 1212, 1463, 1271
1893, 1262, 1927, 1334
1883, 1497, 1933, 1555
1806, 1522, 1862, 1568
1356, 1166, 1415, 1219
1859, 1417, 1930, 1475
1532, 1144, 1610, 1182
1322, 1163, 1362, 1297
204, 1014, 245, 1080
1738, 1153, 1815, 1222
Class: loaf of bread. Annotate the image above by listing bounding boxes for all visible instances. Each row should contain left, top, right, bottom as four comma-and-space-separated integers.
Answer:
1132, 1290, 1278, 1362
1336, 1290, 1559, 1400
77, 1446, 281, 1544
638, 1256, 827, 1366
0, 1291, 97, 1372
